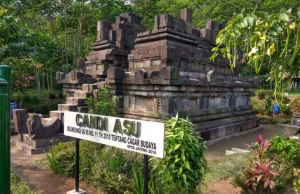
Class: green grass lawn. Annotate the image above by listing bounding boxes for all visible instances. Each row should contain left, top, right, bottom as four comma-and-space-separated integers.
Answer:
287, 89, 300, 98
205, 154, 247, 183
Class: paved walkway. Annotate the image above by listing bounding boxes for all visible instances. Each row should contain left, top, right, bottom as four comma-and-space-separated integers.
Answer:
207, 124, 284, 160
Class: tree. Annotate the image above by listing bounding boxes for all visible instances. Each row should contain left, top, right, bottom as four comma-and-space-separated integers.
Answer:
211, 7, 300, 103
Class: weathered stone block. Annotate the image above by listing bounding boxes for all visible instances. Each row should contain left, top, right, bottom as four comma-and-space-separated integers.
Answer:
159, 67, 179, 80
13, 109, 28, 134
66, 97, 86, 106
49, 111, 64, 120
181, 8, 192, 23
107, 67, 125, 80
294, 112, 300, 118
27, 115, 61, 139
58, 104, 78, 112
200, 29, 212, 39
97, 21, 111, 32
192, 28, 200, 37
159, 14, 173, 28
292, 118, 300, 126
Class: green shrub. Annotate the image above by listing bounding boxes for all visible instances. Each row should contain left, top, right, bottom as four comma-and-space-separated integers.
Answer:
11, 170, 41, 194
151, 114, 208, 193
291, 96, 300, 113
281, 103, 292, 117
31, 99, 64, 115
46, 141, 76, 177
58, 92, 64, 99
46, 141, 142, 194
251, 97, 265, 114
20, 95, 64, 115
266, 136, 300, 168
88, 147, 142, 194
48, 92, 56, 99
294, 169, 300, 194
257, 90, 274, 100
234, 135, 296, 193
86, 84, 118, 116
277, 94, 290, 104
264, 95, 273, 116
256, 90, 289, 104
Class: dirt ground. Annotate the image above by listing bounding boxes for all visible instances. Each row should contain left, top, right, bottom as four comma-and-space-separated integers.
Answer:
10, 124, 288, 194
205, 179, 241, 194
11, 139, 101, 194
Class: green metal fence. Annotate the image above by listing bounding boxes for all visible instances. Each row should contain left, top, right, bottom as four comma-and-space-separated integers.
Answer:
0, 65, 11, 194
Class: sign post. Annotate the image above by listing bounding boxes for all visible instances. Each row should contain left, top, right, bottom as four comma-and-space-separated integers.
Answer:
64, 111, 165, 194
0, 65, 11, 194
143, 155, 149, 194
75, 139, 80, 193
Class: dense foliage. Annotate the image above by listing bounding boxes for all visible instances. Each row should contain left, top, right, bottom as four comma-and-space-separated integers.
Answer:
290, 96, 300, 113
266, 136, 300, 167
2, 0, 299, 97
46, 141, 141, 194
211, 7, 300, 103
150, 114, 208, 193
294, 168, 300, 194
46, 115, 208, 194
11, 169, 41, 194
86, 84, 118, 116
234, 135, 299, 193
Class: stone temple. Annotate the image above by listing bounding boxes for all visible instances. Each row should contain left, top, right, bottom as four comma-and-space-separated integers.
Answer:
13, 8, 260, 153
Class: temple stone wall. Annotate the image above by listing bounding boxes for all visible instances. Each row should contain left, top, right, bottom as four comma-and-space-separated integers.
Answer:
56, 9, 260, 142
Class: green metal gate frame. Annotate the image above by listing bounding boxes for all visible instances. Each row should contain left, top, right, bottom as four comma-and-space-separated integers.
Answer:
0, 65, 11, 194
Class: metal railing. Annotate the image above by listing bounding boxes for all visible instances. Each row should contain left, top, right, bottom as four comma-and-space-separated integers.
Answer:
0, 65, 11, 194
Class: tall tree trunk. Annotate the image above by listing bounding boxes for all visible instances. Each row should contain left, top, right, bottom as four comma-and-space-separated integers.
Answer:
47, 70, 50, 92
35, 68, 41, 95
41, 73, 44, 91
50, 65, 53, 92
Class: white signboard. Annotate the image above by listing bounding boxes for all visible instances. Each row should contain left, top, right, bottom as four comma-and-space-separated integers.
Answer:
64, 111, 165, 158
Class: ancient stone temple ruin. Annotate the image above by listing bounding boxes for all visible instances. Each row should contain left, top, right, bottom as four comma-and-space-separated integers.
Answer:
13, 9, 260, 153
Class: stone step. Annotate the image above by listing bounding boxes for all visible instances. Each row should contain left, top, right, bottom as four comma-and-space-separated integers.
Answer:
49, 111, 64, 120
290, 136, 300, 141
93, 89, 101, 98
292, 118, 300, 126
77, 106, 89, 113
66, 97, 86, 106
225, 148, 250, 155
74, 91, 93, 98
58, 104, 78, 111
293, 112, 300, 118
97, 82, 105, 89
282, 124, 300, 136
225, 150, 236, 156
231, 148, 250, 154
82, 84, 97, 92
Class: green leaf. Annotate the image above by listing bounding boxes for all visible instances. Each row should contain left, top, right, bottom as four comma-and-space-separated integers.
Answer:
268, 31, 278, 36
211, 47, 219, 52
246, 16, 254, 27
280, 8, 286, 13
279, 13, 289, 22
183, 174, 187, 184
174, 144, 180, 150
